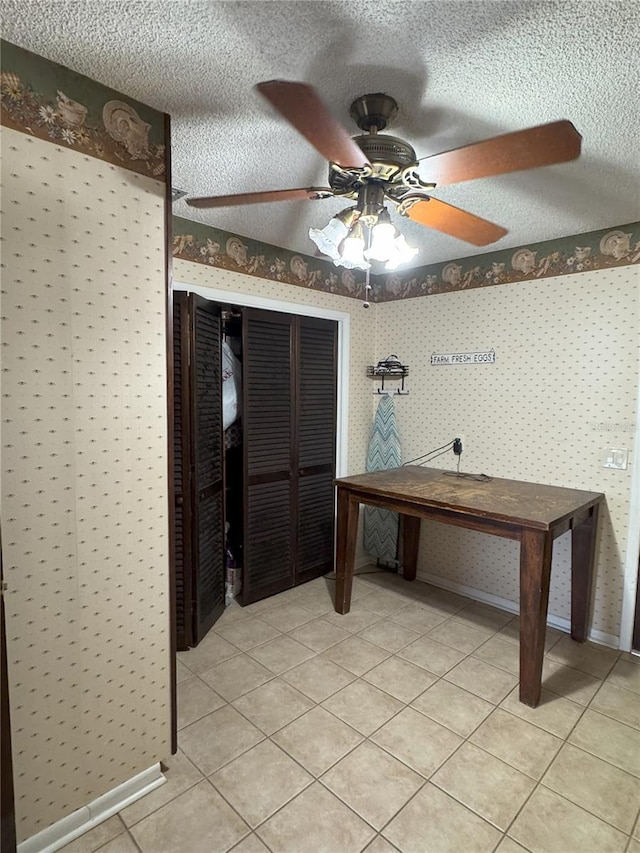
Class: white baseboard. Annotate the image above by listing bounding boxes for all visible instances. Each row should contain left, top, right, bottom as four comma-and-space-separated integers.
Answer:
418, 571, 620, 650
18, 763, 166, 853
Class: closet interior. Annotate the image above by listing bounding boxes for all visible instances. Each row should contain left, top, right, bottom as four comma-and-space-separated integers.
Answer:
173, 291, 338, 650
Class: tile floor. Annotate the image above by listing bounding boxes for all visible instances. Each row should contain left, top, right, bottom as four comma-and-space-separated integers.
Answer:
64, 570, 640, 853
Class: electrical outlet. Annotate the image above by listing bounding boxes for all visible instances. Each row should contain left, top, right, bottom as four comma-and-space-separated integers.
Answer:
453, 435, 464, 455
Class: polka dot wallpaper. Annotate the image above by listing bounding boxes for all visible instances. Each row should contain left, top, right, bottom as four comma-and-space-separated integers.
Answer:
2, 127, 171, 841
374, 268, 639, 640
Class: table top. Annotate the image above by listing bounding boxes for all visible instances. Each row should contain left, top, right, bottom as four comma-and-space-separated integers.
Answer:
335, 466, 603, 531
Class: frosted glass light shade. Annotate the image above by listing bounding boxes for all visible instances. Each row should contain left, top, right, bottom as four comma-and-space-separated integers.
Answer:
385, 233, 419, 270
335, 257, 371, 270
336, 222, 370, 270
365, 220, 397, 261
308, 218, 350, 260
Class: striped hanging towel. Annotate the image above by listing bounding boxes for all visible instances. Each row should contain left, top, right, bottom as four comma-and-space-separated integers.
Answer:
363, 394, 402, 566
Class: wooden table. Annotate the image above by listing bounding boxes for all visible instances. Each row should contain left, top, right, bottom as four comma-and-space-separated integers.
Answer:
334, 466, 603, 707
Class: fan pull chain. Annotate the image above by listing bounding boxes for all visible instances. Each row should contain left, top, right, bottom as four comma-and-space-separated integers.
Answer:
363, 227, 372, 309
363, 268, 372, 308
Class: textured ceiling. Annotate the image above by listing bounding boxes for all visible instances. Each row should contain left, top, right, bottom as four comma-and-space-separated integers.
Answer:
3, 0, 640, 266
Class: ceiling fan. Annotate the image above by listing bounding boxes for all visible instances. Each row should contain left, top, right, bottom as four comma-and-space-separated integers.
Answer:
186, 81, 582, 270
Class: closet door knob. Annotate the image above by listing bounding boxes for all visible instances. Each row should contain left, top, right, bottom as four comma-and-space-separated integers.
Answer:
176, 496, 184, 506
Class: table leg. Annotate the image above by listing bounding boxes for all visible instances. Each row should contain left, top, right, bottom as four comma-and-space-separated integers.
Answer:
401, 515, 421, 581
571, 504, 600, 642
335, 487, 359, 614
519, 529, 553, 707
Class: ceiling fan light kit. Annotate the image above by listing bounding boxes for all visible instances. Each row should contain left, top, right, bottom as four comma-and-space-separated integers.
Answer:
308, 205, 420, 271
308, 194, 419, 271
186, 80, 582, 276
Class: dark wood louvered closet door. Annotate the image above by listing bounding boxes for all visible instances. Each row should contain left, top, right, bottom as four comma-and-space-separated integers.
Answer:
242, 310, 337, 604
296, 317, 337, 583
242, 310, 295, 603
190, 295, 226, 643
173, 292, 193, 650
173, 293, 225, 648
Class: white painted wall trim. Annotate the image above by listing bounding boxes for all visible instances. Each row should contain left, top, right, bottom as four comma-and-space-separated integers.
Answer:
619, 377, 640, 651
417, 570, 620, 650
18, 764, 165, 853
173, 282, 351, 477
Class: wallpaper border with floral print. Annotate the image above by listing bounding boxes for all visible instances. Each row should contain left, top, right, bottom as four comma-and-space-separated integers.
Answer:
1, 39, 167, 181
376, 221, 640, 301
172, 214, 368, 299
174, 215, 640, 303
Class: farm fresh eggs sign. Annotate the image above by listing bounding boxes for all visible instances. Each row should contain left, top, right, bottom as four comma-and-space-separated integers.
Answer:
431, 350, 496, 365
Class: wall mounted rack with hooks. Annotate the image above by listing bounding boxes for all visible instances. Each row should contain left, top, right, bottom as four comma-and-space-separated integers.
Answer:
366, 355, 409, 395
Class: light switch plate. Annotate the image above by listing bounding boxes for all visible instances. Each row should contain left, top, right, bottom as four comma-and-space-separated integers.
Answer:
603, 448, 628, 469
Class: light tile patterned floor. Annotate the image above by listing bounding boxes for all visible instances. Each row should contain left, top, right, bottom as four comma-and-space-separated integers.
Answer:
64, 570, 640, 853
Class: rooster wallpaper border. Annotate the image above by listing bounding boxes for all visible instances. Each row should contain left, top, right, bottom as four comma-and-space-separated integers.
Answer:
1, 40, 167, 181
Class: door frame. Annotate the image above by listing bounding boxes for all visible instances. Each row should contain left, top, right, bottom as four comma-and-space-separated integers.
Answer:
619, 374, 640, 652
172, 283, 351, 479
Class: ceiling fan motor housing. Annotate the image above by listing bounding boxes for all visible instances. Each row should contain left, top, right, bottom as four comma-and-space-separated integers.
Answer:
325, 93, 420, 195
328, 131, 419, 196
356, 133, 418, 174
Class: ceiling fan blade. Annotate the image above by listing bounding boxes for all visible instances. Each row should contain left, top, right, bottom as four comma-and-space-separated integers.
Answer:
400, 196, 507, 246
420, 120, 582, 187
186, 186, 333, 209
256, 80, 371, 169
